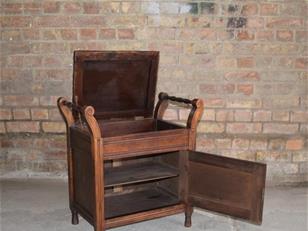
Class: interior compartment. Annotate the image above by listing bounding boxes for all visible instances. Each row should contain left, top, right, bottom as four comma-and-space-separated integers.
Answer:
104, 152, 181, 219
99, 119, 185, 137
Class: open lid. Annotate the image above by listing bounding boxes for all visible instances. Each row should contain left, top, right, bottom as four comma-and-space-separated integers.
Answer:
73, 51, 159, 119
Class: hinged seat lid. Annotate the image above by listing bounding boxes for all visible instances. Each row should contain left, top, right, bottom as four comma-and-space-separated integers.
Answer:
73, 51, 159, 119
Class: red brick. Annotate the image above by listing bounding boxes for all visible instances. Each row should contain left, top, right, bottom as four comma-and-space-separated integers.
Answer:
257, 30, 274, 41
224, 71, 260, 81
36, 16, 71, 27
31, 109, 49, 120
203, 98, 225, 108
41, 44, 68, 55
118, 29, 135, 39
41, 30, 57, 40
227, 99, 262, 109
237, 84, 253, 96
232, 138, 249, 150
260, 4, 278, 16
296, 31, 308, 42
216, 110, 234, 122
267, 18, 303, 28
80, 29, 97, 40
39, 96, 60, 106
5, 56, 23, 67
202, 109, 215, 121
42, 122, 65, 133
237, 31, 255, 41
43, 2, 60, 13
277, 30, 293, 42
179, 108, 190, 120
4, 96, 39, 106
48, 108, 62, 121
23, 29, 40, 40
23, 3, 42, 14
250, 139, 267, 150
253, 110, 271, 122
0, 109, 12, 120
217, 57, 236, 68
6, 121, 40, 133
1, 30, 22, 41
23, 56, 42, 67
198, 122, 225, 133
247, 18, 264, 28
121, 2, 140, 14
13, 108, 30, 120
35, 69, 71, 81
163, 109, 178, 120
200, 84, 234, 94
273, 111, 289, 122
234, 110, 252, 122
1, 16, 32, 27
60, 29, 77, 40
241, 3, 258, 16
214, 138, 231, 149
291, 111, 308, 122
149, 41, 183, 53
0, 122, 6, 133
197, 137, 215, 150
99, 29, 116, 39
256, 151, 291, 161
237, 57, 254, 68
83, 2, 100, 14
63, 2, 82, 14
263, 123, 299, 134
227, 123, 262, 134
269, 139, 285, 150
70, 16, 106, 27
286, 139, 304, 151
199, 28, 217, 40
2, 3, 23, 14
101, 2, 120, 13
295, 58, 308, 69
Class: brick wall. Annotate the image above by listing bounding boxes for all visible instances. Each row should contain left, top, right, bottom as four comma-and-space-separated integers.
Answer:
0, 0, 307, 185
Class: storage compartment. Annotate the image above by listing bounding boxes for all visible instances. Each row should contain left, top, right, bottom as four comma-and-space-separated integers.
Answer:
99, 119, 185, 138
105, 187, 180, 219
104, 152, 181, 219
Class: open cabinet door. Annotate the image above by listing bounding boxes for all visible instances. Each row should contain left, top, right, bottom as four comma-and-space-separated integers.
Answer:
188, 151, 266, 224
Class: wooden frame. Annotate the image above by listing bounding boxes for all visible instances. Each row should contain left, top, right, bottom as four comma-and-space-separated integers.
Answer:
57, 51, 266, 231
58, 92, 204, 230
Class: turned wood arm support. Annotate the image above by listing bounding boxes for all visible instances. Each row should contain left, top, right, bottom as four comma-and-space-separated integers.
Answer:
154, 92, 204, 129
57, 97, 101, 139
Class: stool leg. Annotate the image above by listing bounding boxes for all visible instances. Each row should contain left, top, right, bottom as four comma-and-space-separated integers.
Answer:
184, 206, 193, 227
72, 210, 79, 225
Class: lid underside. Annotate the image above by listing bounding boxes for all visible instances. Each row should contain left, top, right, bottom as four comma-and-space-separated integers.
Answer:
73, 51, 159, 119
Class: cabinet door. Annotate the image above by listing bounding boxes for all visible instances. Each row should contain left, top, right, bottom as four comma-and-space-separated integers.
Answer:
188, 151, 266, 224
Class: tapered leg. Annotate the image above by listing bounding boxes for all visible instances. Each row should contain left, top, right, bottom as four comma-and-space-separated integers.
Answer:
71, 210, 79, 225
184, 206, 193, 227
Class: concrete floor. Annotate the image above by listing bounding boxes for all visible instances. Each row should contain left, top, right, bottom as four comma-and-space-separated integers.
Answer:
0, 179, 307, 231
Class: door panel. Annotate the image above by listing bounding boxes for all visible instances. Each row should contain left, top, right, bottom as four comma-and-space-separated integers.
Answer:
189, 151, 266, 224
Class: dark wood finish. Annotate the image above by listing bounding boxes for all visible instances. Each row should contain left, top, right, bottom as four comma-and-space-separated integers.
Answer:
58, 51, 266, 231
105, 162, 179, 188
73, 51, 159, 119
189, 151, 266, 224
105, 204, 185, 229
105, 188, 180, 219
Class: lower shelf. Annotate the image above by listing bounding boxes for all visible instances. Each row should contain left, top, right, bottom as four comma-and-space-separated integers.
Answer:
105, 188, 180, 219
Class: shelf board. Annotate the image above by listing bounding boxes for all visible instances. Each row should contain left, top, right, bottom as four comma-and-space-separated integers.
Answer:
105, 188, 180, 219
105, 162, 179, 188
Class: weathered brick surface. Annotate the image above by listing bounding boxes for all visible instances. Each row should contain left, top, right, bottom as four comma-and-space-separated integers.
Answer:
1, 0, 307, 185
